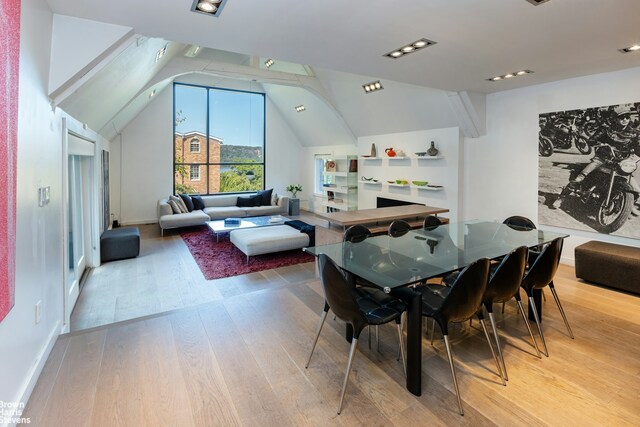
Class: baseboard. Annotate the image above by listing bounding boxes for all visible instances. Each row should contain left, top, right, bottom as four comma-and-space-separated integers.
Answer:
560, 255, 575, 267
10, 321, 61, 426
120, 218, 158, 226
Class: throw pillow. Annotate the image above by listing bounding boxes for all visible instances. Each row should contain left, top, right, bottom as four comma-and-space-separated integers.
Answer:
236, 196, 256, 207
179, 194, 194, 212
191, 195, 205, 210
170, 195, 188, 213
256, 189, 273, 206
271, 192, 278, 206
167, 199, 182, 214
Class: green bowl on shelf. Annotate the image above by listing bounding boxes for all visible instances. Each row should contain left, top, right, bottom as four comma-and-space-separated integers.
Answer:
412, 180, 429, 186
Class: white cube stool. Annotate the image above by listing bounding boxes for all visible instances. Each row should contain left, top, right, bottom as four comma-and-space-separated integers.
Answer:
230, 225, 310, 263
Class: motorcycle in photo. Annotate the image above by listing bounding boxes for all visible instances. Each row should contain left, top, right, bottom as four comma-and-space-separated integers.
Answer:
539, 115, 592, 157
553, 144, 640, 233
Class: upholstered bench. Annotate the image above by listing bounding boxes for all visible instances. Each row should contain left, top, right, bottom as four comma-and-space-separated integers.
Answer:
575, 241, 640, 295
100, 227, 140, 262
230, 225, 310, 263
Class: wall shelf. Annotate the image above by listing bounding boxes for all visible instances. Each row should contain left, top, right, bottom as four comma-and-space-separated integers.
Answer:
387, 183, 410, 188
360, 180, 382, 185
416, 155, 444, 160
413, 185, 444, 191
321, 155, 358, 211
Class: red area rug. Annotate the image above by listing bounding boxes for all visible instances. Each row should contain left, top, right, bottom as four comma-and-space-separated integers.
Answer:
180, 226, 315, 280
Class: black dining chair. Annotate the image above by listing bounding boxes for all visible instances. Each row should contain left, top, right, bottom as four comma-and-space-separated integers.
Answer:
503, 215, 536, 230
520, 237, 574, 357
477, 246, 542, 381
388, 220, 412, 237
305, 254, 406, 414
423, 215, 443, 231
343, 224, 404, 351
416, 258, 503, 415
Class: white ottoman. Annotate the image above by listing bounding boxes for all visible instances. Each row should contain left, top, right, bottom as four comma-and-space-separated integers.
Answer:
230, 225, 310, 262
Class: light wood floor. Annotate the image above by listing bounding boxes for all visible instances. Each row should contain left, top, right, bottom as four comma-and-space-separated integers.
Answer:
26, 221, 640, 426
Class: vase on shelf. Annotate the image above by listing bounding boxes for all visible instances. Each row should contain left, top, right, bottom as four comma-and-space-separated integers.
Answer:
427, 141, 439, 157
370, 143, 377, 157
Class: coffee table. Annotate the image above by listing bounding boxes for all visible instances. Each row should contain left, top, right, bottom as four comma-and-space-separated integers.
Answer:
207, 215, 290, 241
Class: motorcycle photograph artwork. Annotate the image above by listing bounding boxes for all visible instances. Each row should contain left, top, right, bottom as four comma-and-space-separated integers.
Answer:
538, 102, 640, 238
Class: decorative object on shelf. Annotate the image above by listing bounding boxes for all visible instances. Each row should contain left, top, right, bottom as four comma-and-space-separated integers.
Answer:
286, 184, 302, 199
385, 147, 396, 157
349, 158, 358, 172
387, 180, 395, 183
427, 141, 439, 157
412, 180, 429, 186
396, 149, 406, 157
415, 152, 428, 157
361, 176, 374, 181
370, 143, 377, 157
395, 179, 409, 185
325, 160, 336, 172
427, 184, 443, 188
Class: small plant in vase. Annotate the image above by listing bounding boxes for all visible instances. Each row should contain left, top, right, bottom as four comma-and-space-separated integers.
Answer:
286, 184, 303, 199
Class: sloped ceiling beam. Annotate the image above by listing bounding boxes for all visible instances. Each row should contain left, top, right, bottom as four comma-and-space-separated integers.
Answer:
446, 91, 486, 138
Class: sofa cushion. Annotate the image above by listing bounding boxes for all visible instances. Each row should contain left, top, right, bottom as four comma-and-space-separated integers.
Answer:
246, 205, 283, 216
204, 206, 247, 220
191, 195, 205, 210
237, 194, 261, 207
257, 189, 273, 206
179, 194, 194, 212
167, 199, 182, 214
203, 194, 238, 207
170, 195, 188, 213
159, 210, 209, 229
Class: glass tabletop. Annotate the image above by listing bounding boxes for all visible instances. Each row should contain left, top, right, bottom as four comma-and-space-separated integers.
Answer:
304, 220, 568, 290
208, 215, 289, 233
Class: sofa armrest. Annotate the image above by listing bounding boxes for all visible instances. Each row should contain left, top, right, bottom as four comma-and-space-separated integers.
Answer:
277, 195, 289, 212
158, 199, 173, 218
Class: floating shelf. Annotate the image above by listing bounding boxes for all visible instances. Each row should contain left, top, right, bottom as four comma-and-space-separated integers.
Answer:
387, 156, 410, 160
360, 180, 382, 185
360, 157, 383, 160
414, 185, 444, 191
387, 183, 410, 187
416, 156, 444, 160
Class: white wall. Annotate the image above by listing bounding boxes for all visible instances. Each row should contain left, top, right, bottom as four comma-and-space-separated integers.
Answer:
113, 75, 304, 225
0, 0, 63, 420
358, 127, 462, 222
464, 66, 640, 264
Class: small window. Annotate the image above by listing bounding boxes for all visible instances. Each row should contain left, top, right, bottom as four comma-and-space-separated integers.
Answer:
190, 138, 200, 153
190, 165, 200, 181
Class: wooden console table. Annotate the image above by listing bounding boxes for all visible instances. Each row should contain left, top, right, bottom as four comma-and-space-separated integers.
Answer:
317, 205, 449, 233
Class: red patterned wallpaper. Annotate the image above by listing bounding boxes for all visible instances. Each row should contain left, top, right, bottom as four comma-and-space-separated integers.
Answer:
0, 0, 20, 322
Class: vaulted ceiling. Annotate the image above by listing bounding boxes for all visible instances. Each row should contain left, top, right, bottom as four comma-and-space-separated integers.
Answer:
45, 0, 640, 143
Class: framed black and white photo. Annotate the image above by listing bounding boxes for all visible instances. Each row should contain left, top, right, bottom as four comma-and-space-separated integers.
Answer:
538, 102, 640, 238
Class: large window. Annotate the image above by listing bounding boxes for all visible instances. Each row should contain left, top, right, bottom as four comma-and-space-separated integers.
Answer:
173, 83, 265, 195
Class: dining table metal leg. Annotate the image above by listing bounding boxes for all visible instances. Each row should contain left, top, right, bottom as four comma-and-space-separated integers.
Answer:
528, 288, 543, 321
405, 290, 422, 396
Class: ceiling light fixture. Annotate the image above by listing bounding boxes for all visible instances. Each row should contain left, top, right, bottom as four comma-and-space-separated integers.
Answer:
487, 70, 534, 82
265, 58, 274, 68
525, 0, 551, 5
155, 44, 167, 62
362, 80, 384, 93
384, 38, 436, 59
295, 105, 306, 112
191, 0, 226, 17
619, 44, 640, 53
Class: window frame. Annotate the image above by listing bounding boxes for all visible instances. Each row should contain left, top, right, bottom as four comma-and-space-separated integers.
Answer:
189, 138, 200, 153
173, 82, 266, 195
189, 164, 201, 181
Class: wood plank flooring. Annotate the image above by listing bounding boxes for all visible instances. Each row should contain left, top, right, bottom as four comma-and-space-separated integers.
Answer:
26, 220, 640, 425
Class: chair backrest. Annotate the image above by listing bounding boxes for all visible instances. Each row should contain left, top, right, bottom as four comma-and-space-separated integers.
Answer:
318, 254, 366, 332
344, 225, 372, 243
522, 238, 563, 291
389, 220, 411, 237
438, 258, 490, 325
503, 216, 536, 230
485, 246, 528, 305
423, 215, 443, 231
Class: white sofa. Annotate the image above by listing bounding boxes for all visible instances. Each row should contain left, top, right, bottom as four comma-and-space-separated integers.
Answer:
158, 193, 289, 235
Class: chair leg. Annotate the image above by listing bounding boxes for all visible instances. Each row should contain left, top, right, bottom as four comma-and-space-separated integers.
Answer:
368, 326, 371, 350
488, 312, 508, 382
479, 317, 506, 386
305, 310, 328, 368
516, 300, 542, 359
337, 338, 359, 415
376, 325, 380, 352
443, 334, 464, 416
549, 284, 574, 339
396, 323, 407, 376
501, 302, 505, 314
528, 296, 549, 357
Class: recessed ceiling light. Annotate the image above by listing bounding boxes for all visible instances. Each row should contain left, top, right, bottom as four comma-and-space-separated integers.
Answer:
619, 44, 640, 53
265, 58, 274, 68
384, 38, 436, 59
295, 105, 306, 112
525, 0, 551, 5
362, 80, 384, 93
487, 70, 534, 82
191, 0, 227, 17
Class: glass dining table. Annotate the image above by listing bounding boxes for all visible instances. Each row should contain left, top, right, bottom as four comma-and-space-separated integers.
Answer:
304, 220, 569, 396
